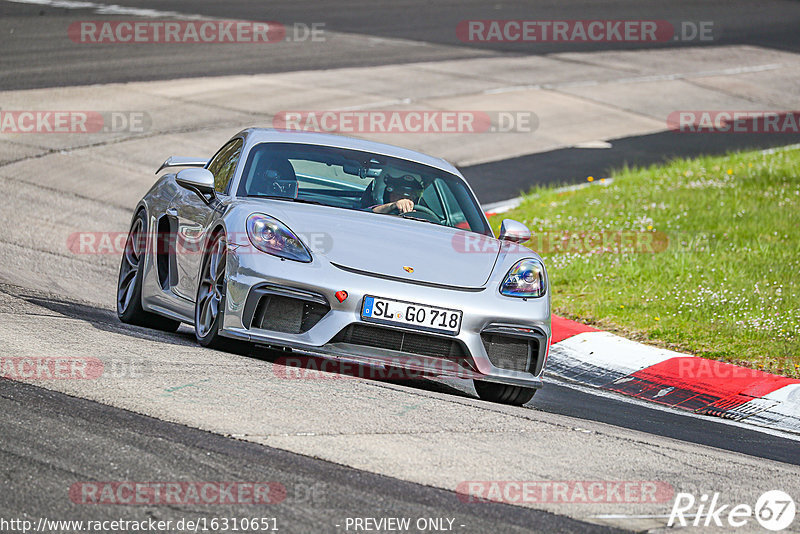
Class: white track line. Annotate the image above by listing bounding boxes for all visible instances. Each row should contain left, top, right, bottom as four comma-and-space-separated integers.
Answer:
5, 0, 209, 18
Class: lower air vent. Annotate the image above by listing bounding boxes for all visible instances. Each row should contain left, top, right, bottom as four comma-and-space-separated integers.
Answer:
251, 294, 329, 334
334, 324, 468, 362
481, 333, 538, 373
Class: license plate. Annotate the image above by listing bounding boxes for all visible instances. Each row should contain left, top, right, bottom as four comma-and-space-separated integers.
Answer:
361, 295, 462, 335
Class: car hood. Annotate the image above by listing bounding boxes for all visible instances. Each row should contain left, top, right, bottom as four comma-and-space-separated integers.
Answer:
237, 200, 500, 288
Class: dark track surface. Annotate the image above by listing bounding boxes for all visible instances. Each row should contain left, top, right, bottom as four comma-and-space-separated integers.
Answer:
117, 0, 800, 54
534, 380, 800, 467
464, 130, 800, 203
2, 0, 800, 90
0, 378, 622, 534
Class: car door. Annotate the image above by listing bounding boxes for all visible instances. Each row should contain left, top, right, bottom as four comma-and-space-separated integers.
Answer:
169, 138, 243, 300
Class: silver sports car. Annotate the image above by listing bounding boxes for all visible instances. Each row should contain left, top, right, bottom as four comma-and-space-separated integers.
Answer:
117, 129, 550, 405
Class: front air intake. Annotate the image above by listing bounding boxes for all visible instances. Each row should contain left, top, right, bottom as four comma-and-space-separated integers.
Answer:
244, 285, 330, 334
480, 327, 547, 375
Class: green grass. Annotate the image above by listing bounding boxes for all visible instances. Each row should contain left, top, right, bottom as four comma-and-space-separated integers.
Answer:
489, 146, 800, 378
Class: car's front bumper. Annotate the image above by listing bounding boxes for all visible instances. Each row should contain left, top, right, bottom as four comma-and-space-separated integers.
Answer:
222, 246, 551, 388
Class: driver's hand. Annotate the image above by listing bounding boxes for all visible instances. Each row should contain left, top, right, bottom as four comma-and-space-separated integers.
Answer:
394, 198, 414, 213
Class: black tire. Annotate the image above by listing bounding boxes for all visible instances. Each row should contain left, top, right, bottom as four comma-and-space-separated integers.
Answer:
194, 230, 241, 351
117, 209, 181, 332
474, 380, 536, 406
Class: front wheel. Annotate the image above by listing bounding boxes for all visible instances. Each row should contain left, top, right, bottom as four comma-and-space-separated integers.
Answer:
194, 231, 240, 351
474, 380, 536, 406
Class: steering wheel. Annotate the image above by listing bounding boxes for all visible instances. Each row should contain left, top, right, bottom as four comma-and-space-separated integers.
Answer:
401, 204, 443, 223
408, 204, 438, 217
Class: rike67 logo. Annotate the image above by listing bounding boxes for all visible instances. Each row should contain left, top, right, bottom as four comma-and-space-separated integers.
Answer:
669, 490, 795, 531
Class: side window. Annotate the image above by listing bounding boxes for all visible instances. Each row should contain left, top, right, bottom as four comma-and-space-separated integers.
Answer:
435, 179, 469, 229
419, 183, 444, 217
206, 139, 244, 194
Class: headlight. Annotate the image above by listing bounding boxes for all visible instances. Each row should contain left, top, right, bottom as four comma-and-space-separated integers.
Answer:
500, 259, 545, 298
246, 213, 311, 263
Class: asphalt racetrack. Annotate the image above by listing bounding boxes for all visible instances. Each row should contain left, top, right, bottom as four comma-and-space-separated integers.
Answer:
1, 1, 800, 532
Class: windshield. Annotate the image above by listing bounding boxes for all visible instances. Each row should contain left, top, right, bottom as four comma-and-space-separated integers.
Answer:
236, 142, 491, 235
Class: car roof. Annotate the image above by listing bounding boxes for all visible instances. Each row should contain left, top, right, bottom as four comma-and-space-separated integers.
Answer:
236, 128, 461, 176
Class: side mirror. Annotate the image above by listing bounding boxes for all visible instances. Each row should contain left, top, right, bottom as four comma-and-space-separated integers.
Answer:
498, 219, 531, 243
176, 168, 216, 197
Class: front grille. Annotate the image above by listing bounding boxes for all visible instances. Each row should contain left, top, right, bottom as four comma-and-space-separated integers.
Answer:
334, 324, 468, 362
481, 333, 537, 373
252, 295, 329, 334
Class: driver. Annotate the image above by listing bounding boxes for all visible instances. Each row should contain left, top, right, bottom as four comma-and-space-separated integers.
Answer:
370, 174, 424, 214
